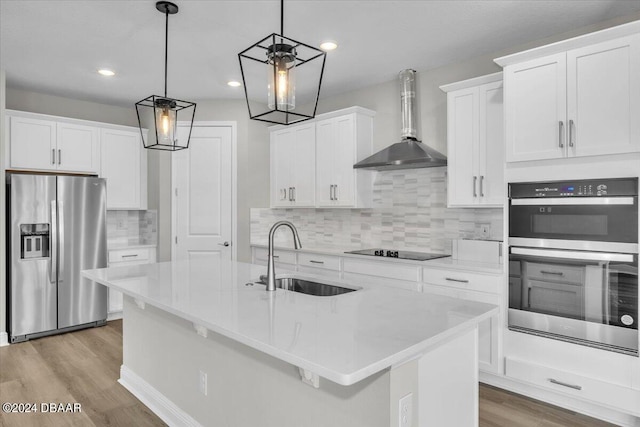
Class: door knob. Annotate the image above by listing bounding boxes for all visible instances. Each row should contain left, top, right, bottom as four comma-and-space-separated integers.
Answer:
218, 242, 230, 247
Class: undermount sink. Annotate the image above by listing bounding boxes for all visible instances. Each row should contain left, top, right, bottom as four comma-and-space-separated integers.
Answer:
257, 275, 360, 297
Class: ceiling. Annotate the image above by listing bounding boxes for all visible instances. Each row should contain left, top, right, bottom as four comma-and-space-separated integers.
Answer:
2, 1, 640, 108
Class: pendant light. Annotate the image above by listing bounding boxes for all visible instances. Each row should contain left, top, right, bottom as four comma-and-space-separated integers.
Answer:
135, 1, 196, 151
238, 0, 326, 125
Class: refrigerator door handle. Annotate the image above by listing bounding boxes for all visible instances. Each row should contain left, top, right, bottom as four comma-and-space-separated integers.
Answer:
50, 200, 58, 283
58, 201, 64, 280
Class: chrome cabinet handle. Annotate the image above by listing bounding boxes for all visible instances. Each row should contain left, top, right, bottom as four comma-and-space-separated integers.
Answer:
288, 187, 293, 201
559, 121, 564, 148
272, 255, 279, 259
445, 277, 469, 283
293, 187, 296, 202
281, 188, 287, 200
527, 287, 532, 308
548, 378, 582, 391
473, 176, 477, 197
58, 149, 61, 165
334, 184, 338, 201
569, 119, 575, 148
309, 260, 324, 264
52, 149, 56, 165
218, 242, 230, 247
122, 254, 139, 258
540, 270, 564, 276
480, 176, 485, 197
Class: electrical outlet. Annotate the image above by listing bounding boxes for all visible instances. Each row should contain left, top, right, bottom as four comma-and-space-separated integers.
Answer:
398, 393, 412, 427
198, 370, 208, 396
116, 218, 126, 230
479, 223, 491, 239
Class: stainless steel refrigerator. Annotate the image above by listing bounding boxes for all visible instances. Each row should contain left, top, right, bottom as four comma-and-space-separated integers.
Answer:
7, 173, 108, 343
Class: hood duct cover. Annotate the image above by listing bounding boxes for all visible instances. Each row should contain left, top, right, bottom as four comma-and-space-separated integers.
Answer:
354, 69, 447, 170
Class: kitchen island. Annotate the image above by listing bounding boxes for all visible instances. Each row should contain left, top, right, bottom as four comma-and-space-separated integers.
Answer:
82, 258, 498, 427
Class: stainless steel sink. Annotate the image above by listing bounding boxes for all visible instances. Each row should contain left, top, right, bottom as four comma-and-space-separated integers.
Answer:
257, 275, 360, 297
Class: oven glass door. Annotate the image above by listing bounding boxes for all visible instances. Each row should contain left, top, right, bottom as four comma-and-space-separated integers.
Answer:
508, 246, 638, 355
509, 197, 637, 243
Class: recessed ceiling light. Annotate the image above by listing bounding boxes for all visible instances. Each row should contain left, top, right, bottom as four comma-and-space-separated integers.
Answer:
320, 41, 338, 51
227, 81, 242, 87
98, 69, 115, 77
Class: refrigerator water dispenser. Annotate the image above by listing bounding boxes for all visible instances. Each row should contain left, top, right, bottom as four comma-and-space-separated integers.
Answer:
20, 224, 50, 259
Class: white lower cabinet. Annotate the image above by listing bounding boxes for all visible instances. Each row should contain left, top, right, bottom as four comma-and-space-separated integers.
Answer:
107, 247, 156, 318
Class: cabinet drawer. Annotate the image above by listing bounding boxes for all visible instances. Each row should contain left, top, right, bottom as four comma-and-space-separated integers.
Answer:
422, 267, 501, 294
343, 258, 420, 282
109, 248, 151, 263
506, 357, 640, 415
526, 262, 583, 284
342, 272, 421, 292
297, 253, 341, 271
253, 247, 297, 265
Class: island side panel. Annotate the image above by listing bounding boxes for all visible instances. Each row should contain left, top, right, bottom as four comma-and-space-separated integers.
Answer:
418, 326, 479, 427
120, 296, 392, 427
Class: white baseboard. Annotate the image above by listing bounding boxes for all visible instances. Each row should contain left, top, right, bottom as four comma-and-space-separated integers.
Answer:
480, 372, 640, 427
0, 332, 8, 347
119, 365, 202, 427
107, 311, 123, 321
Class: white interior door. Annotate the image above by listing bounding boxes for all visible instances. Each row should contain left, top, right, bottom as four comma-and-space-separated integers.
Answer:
173, 124, 234, 262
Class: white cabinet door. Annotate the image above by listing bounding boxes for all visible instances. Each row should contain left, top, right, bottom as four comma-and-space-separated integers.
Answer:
270, 128, 293, 207
445, 79, 503, 207
447, 87, 478, 206
290, 123, 316, 207
478, 81, 504, 206
567, 34, 640, 157
56, 122, 99, 173
505, 53, 567, 162
333, 115, 357, 207
315, 118, 336, 206
9, 116, 57, 171
101, 128, 146, 209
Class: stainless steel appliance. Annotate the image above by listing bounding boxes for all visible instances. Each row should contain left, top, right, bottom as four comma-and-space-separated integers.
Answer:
508, 177, 638, 355
7, 173, 108, 343
353, 69, 447, 170
345, 248, 450, 261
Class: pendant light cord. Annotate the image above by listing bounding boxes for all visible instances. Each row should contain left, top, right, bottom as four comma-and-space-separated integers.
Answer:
280, 0, 284, 36
164, 7, 169, 98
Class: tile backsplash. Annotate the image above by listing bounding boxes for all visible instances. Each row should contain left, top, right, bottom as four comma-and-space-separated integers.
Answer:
251, 168, 503, 254
106, 210, 157, 247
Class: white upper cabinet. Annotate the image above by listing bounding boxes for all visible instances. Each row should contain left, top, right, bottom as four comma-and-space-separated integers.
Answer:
270, 107, 374, 209
441, 74, 504, 207
497, 26, 640, 162
270, 122, 315, 207
315, 109, 373, 208
8, 113, 99, 173
100, 128, 147, 210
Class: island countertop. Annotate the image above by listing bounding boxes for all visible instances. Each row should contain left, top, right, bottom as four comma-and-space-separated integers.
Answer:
82, 258, 498, 386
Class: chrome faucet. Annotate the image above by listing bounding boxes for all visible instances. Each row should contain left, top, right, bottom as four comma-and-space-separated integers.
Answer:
266, 221, 302, 291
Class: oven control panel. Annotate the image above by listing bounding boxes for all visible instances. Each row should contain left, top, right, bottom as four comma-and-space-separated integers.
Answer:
509, 178, 638, 198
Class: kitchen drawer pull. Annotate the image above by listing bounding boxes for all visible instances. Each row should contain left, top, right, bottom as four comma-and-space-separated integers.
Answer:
122, 254, 139, 258
548, 378, 582, 391
445, 277, 469, 283
558, 121, 564, 148
540, 270, 564, 276
473, 176, 477, 197
272, 255, 279, 259
309, 260, 324, 264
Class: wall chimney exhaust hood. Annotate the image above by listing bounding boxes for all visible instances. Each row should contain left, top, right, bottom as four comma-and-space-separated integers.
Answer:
353, 69, 447, 171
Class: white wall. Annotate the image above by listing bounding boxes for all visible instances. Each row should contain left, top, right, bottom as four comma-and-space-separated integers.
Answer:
0, 69, 7, 344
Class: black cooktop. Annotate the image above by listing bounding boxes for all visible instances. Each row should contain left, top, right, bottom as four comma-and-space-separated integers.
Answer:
345, 248, 451, 261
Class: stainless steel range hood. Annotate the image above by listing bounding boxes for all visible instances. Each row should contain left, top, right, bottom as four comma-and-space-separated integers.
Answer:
354, 69, 447, 170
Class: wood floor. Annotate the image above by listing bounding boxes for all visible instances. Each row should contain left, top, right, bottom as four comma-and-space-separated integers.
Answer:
0, 320, 616, 427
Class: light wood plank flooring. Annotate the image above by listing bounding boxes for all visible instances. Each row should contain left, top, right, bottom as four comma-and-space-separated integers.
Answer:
0, 320, 616, 427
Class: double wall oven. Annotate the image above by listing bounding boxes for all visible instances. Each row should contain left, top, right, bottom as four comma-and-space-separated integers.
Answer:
508, 178, 638, 356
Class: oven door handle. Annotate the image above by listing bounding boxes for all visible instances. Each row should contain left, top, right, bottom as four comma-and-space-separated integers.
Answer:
510, 247, 634, 263
510, 197, 635, 206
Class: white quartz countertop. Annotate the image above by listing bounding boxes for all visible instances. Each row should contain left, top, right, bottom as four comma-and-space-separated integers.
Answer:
82, 258, 498, 386
251, 243, 504, 274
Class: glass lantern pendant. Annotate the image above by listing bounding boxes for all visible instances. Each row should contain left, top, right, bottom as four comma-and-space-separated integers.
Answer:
238, 0, 326, 125
135, 1, 196, 151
